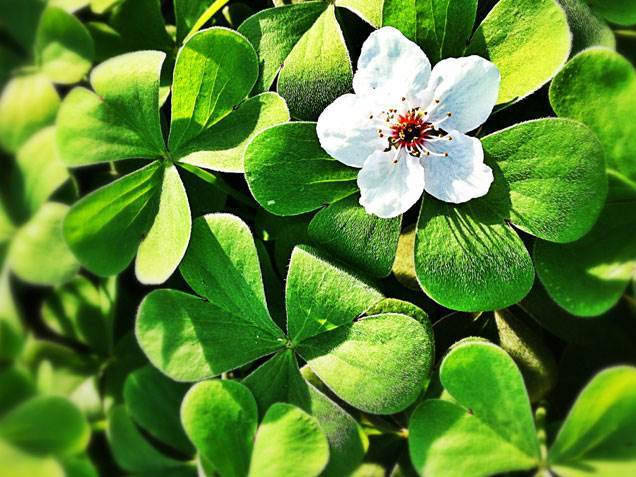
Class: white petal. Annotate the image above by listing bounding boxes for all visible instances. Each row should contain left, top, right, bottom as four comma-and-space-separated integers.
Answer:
426, 56, 500, 133
358, 149, 425, 218
421, 131, 493, 204
316, 93, 383, 168
353, 27, 431, 100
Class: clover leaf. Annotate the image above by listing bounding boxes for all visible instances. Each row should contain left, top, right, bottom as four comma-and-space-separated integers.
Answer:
408, 339, 636, 477
136, 213, 434, 415
57, 27, 289, 284
181, 380, 329, 477
238, 0, 383, 119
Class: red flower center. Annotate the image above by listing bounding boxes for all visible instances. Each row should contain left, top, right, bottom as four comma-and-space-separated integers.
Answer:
390, 111, 432, 151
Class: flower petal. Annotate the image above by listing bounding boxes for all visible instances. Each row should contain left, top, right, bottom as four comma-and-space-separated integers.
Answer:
421, 131, 493, 204
358, 149, 425, 218
426, 56, 500, 133
316, 93, 383, 168
353, 27, 431, 100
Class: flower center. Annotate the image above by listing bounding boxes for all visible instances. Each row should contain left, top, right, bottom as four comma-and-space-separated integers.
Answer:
390, 110, 432, 152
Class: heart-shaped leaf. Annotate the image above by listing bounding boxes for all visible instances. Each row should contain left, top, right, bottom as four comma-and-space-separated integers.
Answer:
409, 340, 541, 476
467, 0, 570, 104
286, 245, 382, 343
549, 48, 636, 180
244, 122, 358, 216
181, 380, 258, 477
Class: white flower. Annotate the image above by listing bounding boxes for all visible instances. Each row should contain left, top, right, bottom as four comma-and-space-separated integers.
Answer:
317, 27, 500, 219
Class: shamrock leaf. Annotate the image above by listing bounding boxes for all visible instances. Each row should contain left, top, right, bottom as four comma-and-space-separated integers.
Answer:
557, 0, 615, 54
0, 6, 94, 153
535, 172, 636, 317
409, 339, 636, 476
58, 27, 289, 284
238, 0, 383, 119
181, 380, 329, 477
136, 213, 434, 414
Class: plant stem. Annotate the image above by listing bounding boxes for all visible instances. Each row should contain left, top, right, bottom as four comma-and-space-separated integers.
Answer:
186, 0, 231, 40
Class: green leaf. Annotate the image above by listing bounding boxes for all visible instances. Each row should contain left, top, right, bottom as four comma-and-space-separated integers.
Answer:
587, 0, 636, 26
409, 341, 540, 476
174, 0, 213, 43
34, 6, 94, 85
123, 365, 193, 455
549, 48, 636, 180
286, 246, 382, 343
337, 0, 382, 25
135, 164, 191, 285
179, 214, 278, 331
107, 405, 186, 472
467, 0, 570, 104
181, 380, 257, 477
481, 118, 607, 243
169, 27, 258, 153
415, 197, 534, 312
0, 395, 89, 456
41, 275, 112, 354
0, 73, 60, 154
12, 127, 69, 221
0, 439, 63, 477
110, 0, 172, 51
9, 202, 79, 286
298, 313, 434, 414
57, 50, 166, 166
245, 122, 358, 216
0, 367, 36, 416
277, 4, 352, 120
0, 0, 44, 51
534, 172, 636, 317
243, 349, 311, 415
383, 0, 478, 64
308, 195, 401, 278
549, 366, 636, 476
557, 0, 615, 54
176, 92, 290, 173
248, 402, 329, 477
64, 161, 162, 278
136, 289, 285, 382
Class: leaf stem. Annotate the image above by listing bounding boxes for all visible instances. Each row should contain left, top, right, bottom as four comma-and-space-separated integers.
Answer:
178, 162, 257, 208
186, 0, 231, 40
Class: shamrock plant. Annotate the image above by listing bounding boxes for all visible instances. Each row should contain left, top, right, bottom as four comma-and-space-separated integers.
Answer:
245, 21, 607, 312
57, 27, 289, 284
409, 339, 636, 477
136, 213, 434, 414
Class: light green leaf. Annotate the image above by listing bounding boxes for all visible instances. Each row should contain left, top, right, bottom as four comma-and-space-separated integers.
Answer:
135, 164, 191, 285
587, 0, 636, 26
298, 313, 434, 414
0, 73, 60, 154
308, 195, 401, 278
558, 0, 615, 54
467, 0, 571, 104
534, 172, 636, 317
123, 365, 193, 455
169, 27, 258, 153
0, 439, 63, 477
179, 214, 278, 332
35, 6, 94, 85
57, 50, 166, 166
550, 48, 636, 180
0, 395, 89, 457
12, 127, 69, 221
245, 122, 358, 216
383, 0, 478, 64
481, 118, 607, 243
549, 366, 636, 476
248, 402, 329, 477
107, 405, 186, 472
9, 202, 79, 286
63, 161, 162, 277
48, 0, 90, 12
90, 0, 121, 14
286, 245, 382, 343
409, 341, 540, 477
181, 380, 257, 477
277, 4, 352, 119
176, 92, 290, 173
136, 289, 285, 382
415, 197, 534, 312
337, 0, 381, 25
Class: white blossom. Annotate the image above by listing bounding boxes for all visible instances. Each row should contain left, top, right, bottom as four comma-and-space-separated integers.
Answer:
317, 27, 500, 218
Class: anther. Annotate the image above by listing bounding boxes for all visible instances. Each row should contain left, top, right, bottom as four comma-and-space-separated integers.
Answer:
435, 99, 440, 104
